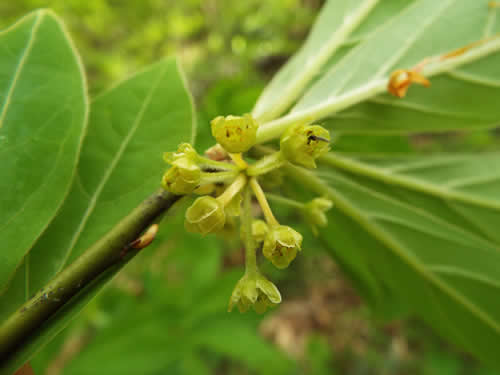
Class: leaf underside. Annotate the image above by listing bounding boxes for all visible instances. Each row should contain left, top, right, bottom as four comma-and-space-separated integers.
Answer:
255, 0, 500, 135
316, 153, 500, 368
252, 0, 500, 369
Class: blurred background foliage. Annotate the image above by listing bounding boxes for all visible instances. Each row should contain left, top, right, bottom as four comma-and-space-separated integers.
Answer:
2, 1, 500, 374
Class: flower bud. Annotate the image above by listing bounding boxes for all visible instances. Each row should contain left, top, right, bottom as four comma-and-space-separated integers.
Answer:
162, 143, 201, 194
204, 144, 229, 161
280, 124, 330, 168
163, 143, 197, 164
252, 220, 269, 243
162, 157, 201, 195
263, 225, 303, 269
185, 196, 225, 235
228, 273, 281, 313
303, 197, 333, 236
239, 219, 268, 244
210, 114, 259, 153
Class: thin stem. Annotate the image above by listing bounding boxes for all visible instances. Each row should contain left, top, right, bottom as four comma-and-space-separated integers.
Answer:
266, 193, 304, 209
216, 173, 247, 207
242, 185, 258, 275
246, 151, 286, 177
0, 190, 180, 366
229, 153, 248, 170
197, 155, 239, 172
249, 178, 279, 227
200, 170, 239, 184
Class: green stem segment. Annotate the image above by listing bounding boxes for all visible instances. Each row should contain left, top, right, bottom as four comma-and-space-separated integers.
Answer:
247, 151, 286, 177
197, 155, 239, 172
217, 173, 247, 206
229, 153, 249, 170
249, 178, 279, 227
266, 193, 304, 209
200, 170, 239, 184
242, 185, 258, 275
0, 189, 181, 365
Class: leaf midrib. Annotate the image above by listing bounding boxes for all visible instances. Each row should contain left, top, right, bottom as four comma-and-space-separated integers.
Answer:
317, 169, 500, 251
0, 13, 42, 129
319, 153, 500, 211
252, 0, 380, 122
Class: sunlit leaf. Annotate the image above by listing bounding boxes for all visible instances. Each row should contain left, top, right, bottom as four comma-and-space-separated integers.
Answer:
0, 10, 88, 291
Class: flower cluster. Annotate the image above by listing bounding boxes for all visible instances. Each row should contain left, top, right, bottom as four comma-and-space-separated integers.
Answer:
161, 114, 333, 313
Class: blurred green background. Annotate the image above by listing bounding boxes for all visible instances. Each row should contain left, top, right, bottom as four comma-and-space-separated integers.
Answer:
2, 1, 499, 374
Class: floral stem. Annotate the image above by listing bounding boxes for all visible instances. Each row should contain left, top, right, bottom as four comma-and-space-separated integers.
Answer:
266, 193, 304, 209
216, 173, 247, 207
249, 178, 279, 227
196, 155, 239, 172
242, 185, 258, 275
229, 153, 248, 170
246, 151, 286, 176
200, 170, 239, 184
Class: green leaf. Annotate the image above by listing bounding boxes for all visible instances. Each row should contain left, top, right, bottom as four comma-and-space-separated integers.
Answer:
0, 10, 88, 291
0, 57, 196, 322
0, 191, 182, 374
297, 152, 500, 368
255, 0, 500, 142
252, 0, 383, 122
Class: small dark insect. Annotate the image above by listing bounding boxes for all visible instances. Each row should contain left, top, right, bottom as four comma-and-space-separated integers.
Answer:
307, 135, 330, 144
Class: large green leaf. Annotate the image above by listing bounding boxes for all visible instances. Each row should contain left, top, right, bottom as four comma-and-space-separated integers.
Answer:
291, 152, 500, 368
0, 58, 195, 322
255, 0, 500, 142
0, 10, 88, 291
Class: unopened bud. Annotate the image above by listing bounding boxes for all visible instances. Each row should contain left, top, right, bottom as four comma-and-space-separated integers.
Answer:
162, 143, 201, 195
303, 197, 333, 236
162, 157, 201, 195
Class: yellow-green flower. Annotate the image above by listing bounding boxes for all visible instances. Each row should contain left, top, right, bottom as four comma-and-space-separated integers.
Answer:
303, 197, 333, 236
211, 114, 259, 153
162, 143, 201, 195
252, 220, 269, 243
280, 124, 330, 168
263, 225, 303, 269
185, 196, 226, 235
228, 272, 281, 313
162, 157, 201, 195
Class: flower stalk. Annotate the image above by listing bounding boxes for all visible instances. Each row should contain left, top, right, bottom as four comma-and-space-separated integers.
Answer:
249, 178, 279, 227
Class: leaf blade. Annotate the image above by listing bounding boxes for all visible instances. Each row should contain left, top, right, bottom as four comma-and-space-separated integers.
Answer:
0, 10, 88, 291
0, 58, 195, 322
297, 152, 500, 367
255, 0, 500, 141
